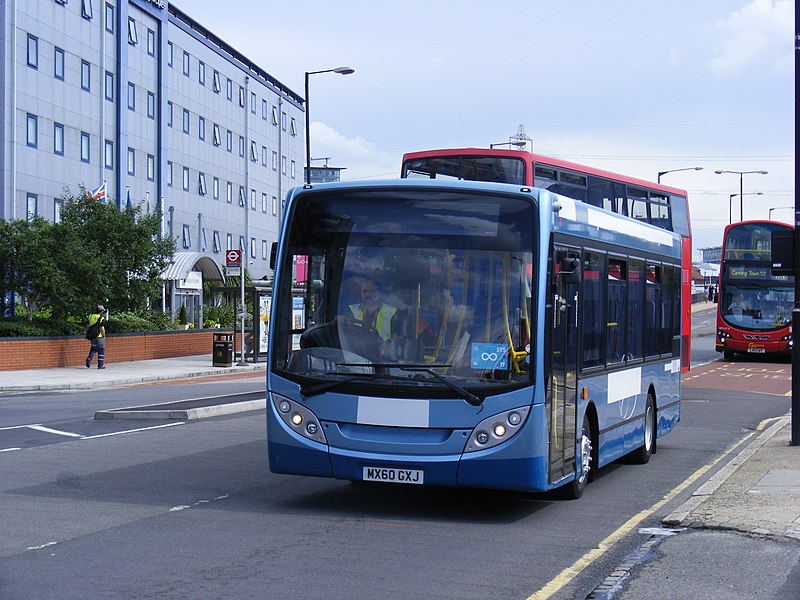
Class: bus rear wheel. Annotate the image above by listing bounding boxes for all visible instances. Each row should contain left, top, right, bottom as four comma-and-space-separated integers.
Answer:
631, 394, 656, 464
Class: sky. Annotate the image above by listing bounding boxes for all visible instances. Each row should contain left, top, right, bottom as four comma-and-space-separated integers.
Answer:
184, 0, 794, 256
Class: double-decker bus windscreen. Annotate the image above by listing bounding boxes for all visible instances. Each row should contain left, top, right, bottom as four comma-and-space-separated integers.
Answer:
402, 156, 526, 185
273, 189, 535, 399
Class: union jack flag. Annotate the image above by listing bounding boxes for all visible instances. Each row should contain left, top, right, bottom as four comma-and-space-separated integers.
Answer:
89, 181, 107, 202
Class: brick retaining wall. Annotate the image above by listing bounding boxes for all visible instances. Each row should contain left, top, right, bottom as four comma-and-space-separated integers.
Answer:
0, 329, 239, 371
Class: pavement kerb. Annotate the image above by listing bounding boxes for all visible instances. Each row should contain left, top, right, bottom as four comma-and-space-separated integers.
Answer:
0, 363, 266, 392
662, 414, 791, 529
94, 398, 267, 420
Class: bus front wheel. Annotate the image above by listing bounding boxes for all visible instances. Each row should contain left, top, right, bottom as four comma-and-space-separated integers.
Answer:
562, 413, 593, 500
723, 349, 735, 361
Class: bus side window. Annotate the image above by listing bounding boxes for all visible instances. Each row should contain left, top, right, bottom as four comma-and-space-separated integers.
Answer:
650, 193, 672, 231
628, 187, 648, 222
627, 259, 644, 359
582, 251, 605, 368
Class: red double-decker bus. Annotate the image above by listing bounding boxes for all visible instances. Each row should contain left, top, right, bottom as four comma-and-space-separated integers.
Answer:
715, 220, 794, 360
401, 148, 693, 372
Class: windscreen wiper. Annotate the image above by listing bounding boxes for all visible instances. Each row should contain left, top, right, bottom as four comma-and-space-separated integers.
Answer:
300, 374, 369, 398
367, 363, 483, 407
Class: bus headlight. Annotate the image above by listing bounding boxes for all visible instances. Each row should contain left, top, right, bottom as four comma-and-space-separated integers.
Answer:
465, 407, 530, 452
271, 393, 327, 445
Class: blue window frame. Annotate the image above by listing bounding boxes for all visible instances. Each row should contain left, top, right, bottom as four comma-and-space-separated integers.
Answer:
54, 123, 64, 155
54, 47, 64, 80
81, 60, 91, 91
81, 132, 91, 163
27, 34, 38, 69
26, 114, 38, 148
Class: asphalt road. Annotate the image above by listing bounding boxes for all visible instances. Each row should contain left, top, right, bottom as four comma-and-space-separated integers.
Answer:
0, 316, 792, 599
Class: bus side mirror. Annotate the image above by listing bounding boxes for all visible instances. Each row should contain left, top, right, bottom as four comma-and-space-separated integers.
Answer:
771, 229, 794, 276
270, 242, 278, 271
560, 258, 582, 284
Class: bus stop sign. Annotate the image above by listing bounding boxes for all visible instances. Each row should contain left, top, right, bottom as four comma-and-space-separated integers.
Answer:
226, 250, 241, 276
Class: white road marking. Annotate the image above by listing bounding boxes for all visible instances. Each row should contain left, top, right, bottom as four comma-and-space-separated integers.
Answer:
82, 422, 185, 439
28, 425, 84, 438
0, 447, 22, 453
27, 542, 58, 551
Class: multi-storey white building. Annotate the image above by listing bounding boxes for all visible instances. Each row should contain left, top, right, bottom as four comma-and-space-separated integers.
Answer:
1, 0, 305, 297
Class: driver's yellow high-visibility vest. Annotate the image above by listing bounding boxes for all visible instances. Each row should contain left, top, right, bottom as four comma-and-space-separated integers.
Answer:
349, 304, 396, 340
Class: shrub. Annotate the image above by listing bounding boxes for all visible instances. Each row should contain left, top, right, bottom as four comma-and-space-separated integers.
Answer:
203, 304, 236, 328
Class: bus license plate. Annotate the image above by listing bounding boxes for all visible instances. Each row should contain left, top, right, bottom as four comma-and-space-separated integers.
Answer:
747, 348, 766, 353
362, 466, 424, 485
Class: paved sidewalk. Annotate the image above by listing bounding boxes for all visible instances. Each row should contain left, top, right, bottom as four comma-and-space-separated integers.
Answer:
663, 415, 800, 540
0, 354, 265, 392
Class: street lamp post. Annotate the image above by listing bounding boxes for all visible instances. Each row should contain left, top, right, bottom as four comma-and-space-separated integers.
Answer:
729, 192, 762, 223
657, 166, 703, 183
489, 140, 527, 149
768, 206, 793, 220
715, 169, 768, 223
304, 67, 354, 185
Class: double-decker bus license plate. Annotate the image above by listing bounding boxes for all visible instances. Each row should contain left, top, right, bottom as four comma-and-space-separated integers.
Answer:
747, 347, 766, 353
363, 466, 424, 485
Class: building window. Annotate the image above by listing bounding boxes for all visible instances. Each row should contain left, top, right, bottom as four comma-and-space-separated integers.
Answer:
213, 177, 219, 199
147, 91, 155, 119
238, 136, 245, 158
201, 228, 208, 252
182, 224, 192, 249
261, 146, 267, 167
282, 111, 287, 131
182, 109, 190, 134
238, 86, 245, 107
226, 233, 232, 251
54, 199, 64, 223
250, 141, 258, 162
198, 61, 205, 85
250, 188, 256, 210
290, 118, 297, 136
54, 47, 65, 80
104, 140, 114, 169
250, 92, 256, 113
182, 167, 189, 191
226, 78, 232, 101
127, 147, 135, 175
272, 151, 278, 171
105, 3, 114, 33
272, 106, 278, 125
27, 35, 38, 69
54, 123, 64, 156
226, 131, 232, 153
127, 82, 135, 110
147, 154, 155, 181
81, 132, 90, 163
128, 17, 138, 45
167, 101, 173, 127
226, 181, 232, 204
81, 60, 91, 91
282, 155, 287, 175
26, 114, 37, 148
213, 70, 220, 93
239, 236, 245, 251
262, 240, 268, 260
261, 192, 267, 213
198, 116, 205, 141
167, 41, 173, 67
272, 196, 277, 216
238, 186, 246, 207
167, 161, 172, 187
213, 231, 221, 253
146, 29, 155, 56
199, 172, 207, 195
82, 0, 94, 20
26, 194, 37, 221
250, 237, 257, 260
182, 51, 190, 76
212, 123, 221, 146
291, 161, 296, 179
104, 71, 114, 101
262, 99, 268, 120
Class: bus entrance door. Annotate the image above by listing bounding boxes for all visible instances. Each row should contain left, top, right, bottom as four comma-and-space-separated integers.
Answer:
549, 248, 579, 484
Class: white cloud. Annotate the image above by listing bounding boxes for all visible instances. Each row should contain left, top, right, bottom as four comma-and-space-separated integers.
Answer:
311, 122, 400, 181
708, 0, 793, 76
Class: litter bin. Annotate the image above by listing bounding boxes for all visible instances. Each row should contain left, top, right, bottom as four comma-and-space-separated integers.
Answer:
212, 332, 233, 367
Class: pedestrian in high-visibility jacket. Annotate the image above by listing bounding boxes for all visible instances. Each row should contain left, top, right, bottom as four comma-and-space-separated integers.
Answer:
86, 305, 107, 369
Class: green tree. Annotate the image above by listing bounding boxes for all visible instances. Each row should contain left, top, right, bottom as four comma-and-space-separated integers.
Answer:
0, 217, 80, 321
58, 189, 175, 316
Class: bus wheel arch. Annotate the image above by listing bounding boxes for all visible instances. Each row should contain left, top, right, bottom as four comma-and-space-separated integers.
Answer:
561, 403, 598, 500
